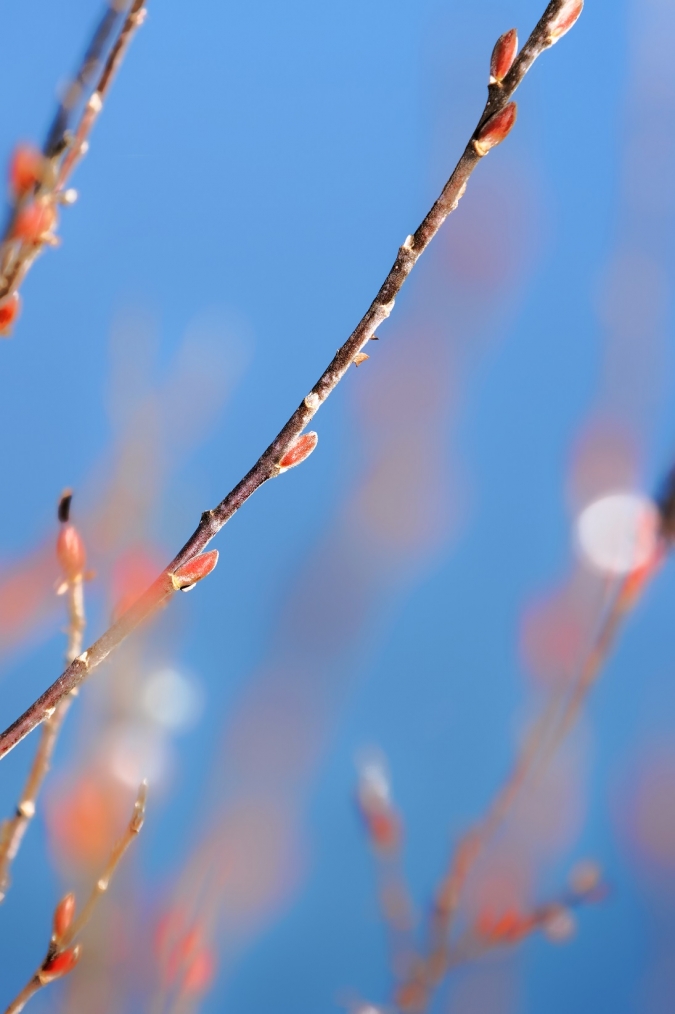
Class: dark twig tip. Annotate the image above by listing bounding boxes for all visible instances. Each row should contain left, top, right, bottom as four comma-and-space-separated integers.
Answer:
57, 490, 73, 524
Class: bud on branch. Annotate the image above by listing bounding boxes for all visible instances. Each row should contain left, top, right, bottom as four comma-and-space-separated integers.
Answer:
171, 550, 219, 592
0, 292, 21, 338
490, 29, 518, 84
473, 103, 518, 156
39, 945, 81, 984
56, 494, 86, 583
52, 893, 76, 942
8, 144, 54, 198
278, 431, 319, 473
547, 0, 583, 44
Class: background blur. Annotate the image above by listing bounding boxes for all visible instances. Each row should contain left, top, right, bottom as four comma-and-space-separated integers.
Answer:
0, 0, 674, 1011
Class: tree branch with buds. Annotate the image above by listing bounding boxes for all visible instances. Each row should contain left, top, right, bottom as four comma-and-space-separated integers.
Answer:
0, 0, 147, 335
2, 782, 146, 1014
0, 493, 91, 901
0, 0, 584, 759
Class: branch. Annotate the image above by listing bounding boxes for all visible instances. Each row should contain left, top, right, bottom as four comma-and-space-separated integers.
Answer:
0, 0, 147, 319
2, 782, 146, 1014
0, 0, 583, 759
0, 494, 89, 901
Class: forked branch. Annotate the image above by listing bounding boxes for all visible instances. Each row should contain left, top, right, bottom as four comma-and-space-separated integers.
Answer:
0, 0, 583, 759
0, 0, 147, 327
3, 783, 146, 1014
0, 494, 89, 901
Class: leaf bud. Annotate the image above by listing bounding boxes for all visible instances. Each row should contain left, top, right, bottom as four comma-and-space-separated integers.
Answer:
171, 550, 219, 592
57, 524, 86, 581
12, 199, 57, 244
40, 944, 81, 983
8, 144, 51, 197
490, 29, 518, 84
473, 102, 518, 156
278, 432, 318, 472
548, 0, 583, 44
52, 892, 76, 941
0, 292, 21, 338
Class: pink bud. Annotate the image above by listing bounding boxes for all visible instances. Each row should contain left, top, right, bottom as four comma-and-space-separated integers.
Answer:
9, 144, 47, 197
0, 292, 21, 337
474, 102, 517, 156
278, 432, 318, 472
40, 945, 81, 983
12, 199, 56, 244
53, 892, 76, 940
490, 29, 518, 83
57, 524, 86, 581
183, 947, 216, 994
548, 0, 583, 43
171, 549, 219, 591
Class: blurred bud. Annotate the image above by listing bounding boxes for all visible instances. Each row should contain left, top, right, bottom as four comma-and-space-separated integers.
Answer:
356, 754, 401, 851
12, 198, 57, 244
278, 432, 318, 472
354, 352, 369, 366
57, 524, 86, 581
548, 0, 583, 44
171, 549, 219, 592
490, 29, 518, 83
569, 860, 602, 896
396, 982, 428, 1013
183, 947, 216, 994
52, 892, 76, 940
473, 103, 517, 156
0, 292, 21, 338
476, 907, 530, 943
40, 944, 81, 983
8, 143, 51, 197
542, 905, 576, 943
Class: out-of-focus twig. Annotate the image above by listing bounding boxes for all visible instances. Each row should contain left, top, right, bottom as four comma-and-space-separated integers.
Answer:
2, 782, 146, 1014
0, 0, 147, 318
402, 508, 666, 1007
0, 492, 88, 902
0, 0, 583, 760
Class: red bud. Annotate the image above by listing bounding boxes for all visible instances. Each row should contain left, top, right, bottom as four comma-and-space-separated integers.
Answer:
183, 947, 216, 994
13, 199, 56, 244
490, 29, 518, 83
474, 102, 517, 156
41, 945, 81, 983
8, 144, 47, 197
0, 292, 21, 337
368, 809, 401, 851
548, 0, 583, 43
53, 892, 76, 940
57, 523, 86, 581
171, 549, 219, 591
278, 432, 318, 472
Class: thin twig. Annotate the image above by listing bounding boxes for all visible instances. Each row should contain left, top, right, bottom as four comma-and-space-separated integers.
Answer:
0, 496, 88, 901
2, 783, 146, 1014
0, 0, 147, 304
0, 0, 582, 761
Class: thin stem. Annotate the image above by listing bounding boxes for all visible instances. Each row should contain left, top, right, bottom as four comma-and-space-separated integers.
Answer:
3, 978, 41, 1014
0, 0, 147, 302
0, 0, 580, 762
1, 783, 146, 1014
60, 781, 147, 949
0, 575, 86, 901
